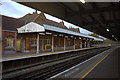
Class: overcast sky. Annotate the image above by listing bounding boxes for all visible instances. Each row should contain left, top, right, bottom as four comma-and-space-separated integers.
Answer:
0, 0, 107, 39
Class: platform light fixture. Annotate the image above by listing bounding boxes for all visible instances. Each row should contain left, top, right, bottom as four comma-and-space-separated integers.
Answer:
39, 33, 45, 35
83, 38, 86, 40
90, 39, 93, 41
112, 35, 114, 37
46, 32, 52, 35
59, 34, 64, 36
106, 29, 109, 32
65, 36, 68, 38
80, 0, 86, 3
53, 35, 57, 36
70, 36, 74, 38
79, 37, 81, 39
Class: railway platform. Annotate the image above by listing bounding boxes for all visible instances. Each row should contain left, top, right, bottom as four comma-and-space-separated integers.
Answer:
50, 46, 119, 80
1, 47, 93, 62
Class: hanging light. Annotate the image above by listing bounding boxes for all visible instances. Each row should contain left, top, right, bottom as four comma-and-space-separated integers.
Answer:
39, 33, 45, 35
80, 0, 86, 3
46, 32, 52, 35
112, 35, 114, 37
106, 29, 109, 32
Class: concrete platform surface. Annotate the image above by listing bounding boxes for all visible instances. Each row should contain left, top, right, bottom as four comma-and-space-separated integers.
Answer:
85, 46, 119, 79
49, 46, 119, 80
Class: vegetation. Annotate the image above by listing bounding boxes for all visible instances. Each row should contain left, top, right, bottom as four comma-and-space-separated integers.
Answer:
89, 33, 99, 38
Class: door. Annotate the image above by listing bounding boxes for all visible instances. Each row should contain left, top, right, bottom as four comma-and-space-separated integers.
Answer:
20, 40, 25, 52
16, 40, 21, 52
40, 39, 44, 51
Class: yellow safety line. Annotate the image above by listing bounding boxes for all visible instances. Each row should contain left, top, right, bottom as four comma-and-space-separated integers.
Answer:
80, 48, 115, 80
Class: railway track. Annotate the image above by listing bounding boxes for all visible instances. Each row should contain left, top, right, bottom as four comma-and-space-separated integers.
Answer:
2, 47, 110, 80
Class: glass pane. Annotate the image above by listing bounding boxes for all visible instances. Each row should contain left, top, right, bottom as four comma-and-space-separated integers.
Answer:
6, 39, 9, 46
10, 39, 13, 47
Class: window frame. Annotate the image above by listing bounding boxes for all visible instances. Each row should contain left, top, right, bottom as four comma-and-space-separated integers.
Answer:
30, 38, 37, 47
6, 38, 14, 47
46, 39, 50, 46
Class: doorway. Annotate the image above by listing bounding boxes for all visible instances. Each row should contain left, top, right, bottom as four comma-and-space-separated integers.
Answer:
16, 40, 21, 52
40, 39, 44, 51
16, 39, 25, 52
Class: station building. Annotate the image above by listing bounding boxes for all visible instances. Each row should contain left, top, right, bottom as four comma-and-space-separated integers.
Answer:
1, 12, 103, 54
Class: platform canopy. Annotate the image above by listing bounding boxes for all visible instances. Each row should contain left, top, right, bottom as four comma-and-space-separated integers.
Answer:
17, 22, 45, 33
17, 21, 103, 41
18, 1, 120, 41
44, 24, 103, 41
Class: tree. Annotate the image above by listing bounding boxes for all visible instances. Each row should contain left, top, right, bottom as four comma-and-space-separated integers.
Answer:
89, 33, 99, 38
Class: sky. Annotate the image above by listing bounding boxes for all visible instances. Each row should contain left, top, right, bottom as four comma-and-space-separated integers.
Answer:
0, 0, 105, 39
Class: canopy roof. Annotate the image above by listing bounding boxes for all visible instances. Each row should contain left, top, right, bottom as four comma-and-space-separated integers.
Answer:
17, 22, 103, 41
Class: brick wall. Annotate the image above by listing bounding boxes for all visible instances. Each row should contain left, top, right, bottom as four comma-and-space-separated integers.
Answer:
54, 36, 64, 47
2, 31, 16, 54
19, 33, 37, 51
2, 31, 85, 54
75, 39, 82, 49
66, 37, 74, 46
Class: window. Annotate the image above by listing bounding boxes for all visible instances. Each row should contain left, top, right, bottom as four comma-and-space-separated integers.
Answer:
6, 38, 14, 47
46, 39, 50, 46
31, 38, 37, 46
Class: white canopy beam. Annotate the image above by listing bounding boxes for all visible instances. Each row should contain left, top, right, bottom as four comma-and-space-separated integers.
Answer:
17, 22, 45, 33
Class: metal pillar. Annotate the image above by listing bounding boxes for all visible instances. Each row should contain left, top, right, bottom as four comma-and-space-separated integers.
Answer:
15, 32, 17, 53
52, 35, 54, 52
84, 40, 87, 48
80, 40, 82, 48
88, 40, 89, 47
37, 33, 39, 54
64, 36, 66, 50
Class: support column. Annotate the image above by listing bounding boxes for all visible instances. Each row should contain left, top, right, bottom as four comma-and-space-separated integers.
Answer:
81, 38, 83, 48
86, 40, 88, 48
85, 40, 86, 48
97, 41, 99, 47
88, 40, 90, 48
90, 40, 92, 47
37, 33, 39, 54
86, 39, 88, 48
64, 36, 66, 50
80, 39, 82, 48
15, 32, 17, 53
52, 35, 54, 52
81, 41, 82, 48
74, 37, 75, 49
93, 40, 95, 47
